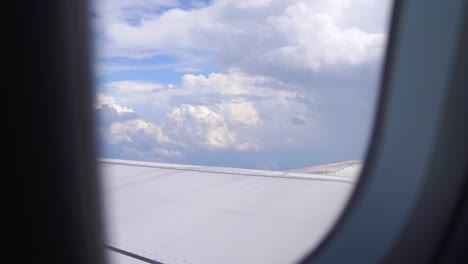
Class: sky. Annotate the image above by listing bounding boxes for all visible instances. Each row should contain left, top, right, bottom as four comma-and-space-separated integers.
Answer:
92, 0, 392, 170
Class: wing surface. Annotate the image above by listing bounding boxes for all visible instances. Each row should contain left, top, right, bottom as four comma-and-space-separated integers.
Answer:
101, 159, 356, 264
288, 160, 363, 178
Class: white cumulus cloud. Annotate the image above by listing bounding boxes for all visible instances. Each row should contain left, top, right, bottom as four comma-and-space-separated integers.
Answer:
264, 2, 384, 70
97, 69, 313, 155
167, 104, 259, 151
107, 118, 170, 144
221, 101, 261, 127
95, 93, 134, 113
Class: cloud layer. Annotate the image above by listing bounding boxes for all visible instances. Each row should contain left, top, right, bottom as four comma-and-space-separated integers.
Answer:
93, 0, 391, 169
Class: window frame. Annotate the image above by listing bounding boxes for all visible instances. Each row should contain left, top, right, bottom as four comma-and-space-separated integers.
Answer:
303, 0, 468, 263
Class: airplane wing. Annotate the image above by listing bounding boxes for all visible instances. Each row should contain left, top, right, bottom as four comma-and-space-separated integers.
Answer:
101, 159, 358, 264
288, 160, 362, 177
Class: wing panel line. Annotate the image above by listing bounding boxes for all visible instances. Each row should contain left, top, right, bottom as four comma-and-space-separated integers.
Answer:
105, 245, 164, 264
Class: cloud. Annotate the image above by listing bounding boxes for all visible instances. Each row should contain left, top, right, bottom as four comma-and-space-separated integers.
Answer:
167, 103, 260, 151
95, 104, 138, 127
95, 93, 134, 113
92, 0, 391, 169
174, 66, 203, 73
98, 116, 186, 162
96, 0, 388, 80
233, 0, 273, 9
94, 69, 373, 168
95, 62, 182, 75
221, 101, 261, 127
263, 3, 384, 70
176, 69, 295, 98
98, 69, 300, 120
167, 105, 237, 150
94, 59, 377, 169
291, 115, 306, 125
93, 0, 180, 28
107, 118, 170, 144
95, 71, 306, 161
102, 81, 164, 93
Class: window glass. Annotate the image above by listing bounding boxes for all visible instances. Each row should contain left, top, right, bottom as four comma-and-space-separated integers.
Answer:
92, 0, 393, 263
93, 0, 392, 170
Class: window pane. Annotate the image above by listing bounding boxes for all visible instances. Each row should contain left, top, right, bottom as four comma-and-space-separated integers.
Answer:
92, 0, 393, 263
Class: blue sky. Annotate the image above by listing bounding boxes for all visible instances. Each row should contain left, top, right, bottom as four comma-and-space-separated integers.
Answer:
92, 0, 392, 170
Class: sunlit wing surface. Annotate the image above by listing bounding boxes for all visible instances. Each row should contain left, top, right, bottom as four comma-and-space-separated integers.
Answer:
101, 159, 357, 264
288, 160, 363, 178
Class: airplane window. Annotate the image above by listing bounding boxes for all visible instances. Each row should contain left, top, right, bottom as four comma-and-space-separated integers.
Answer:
92, 0, 393, 263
